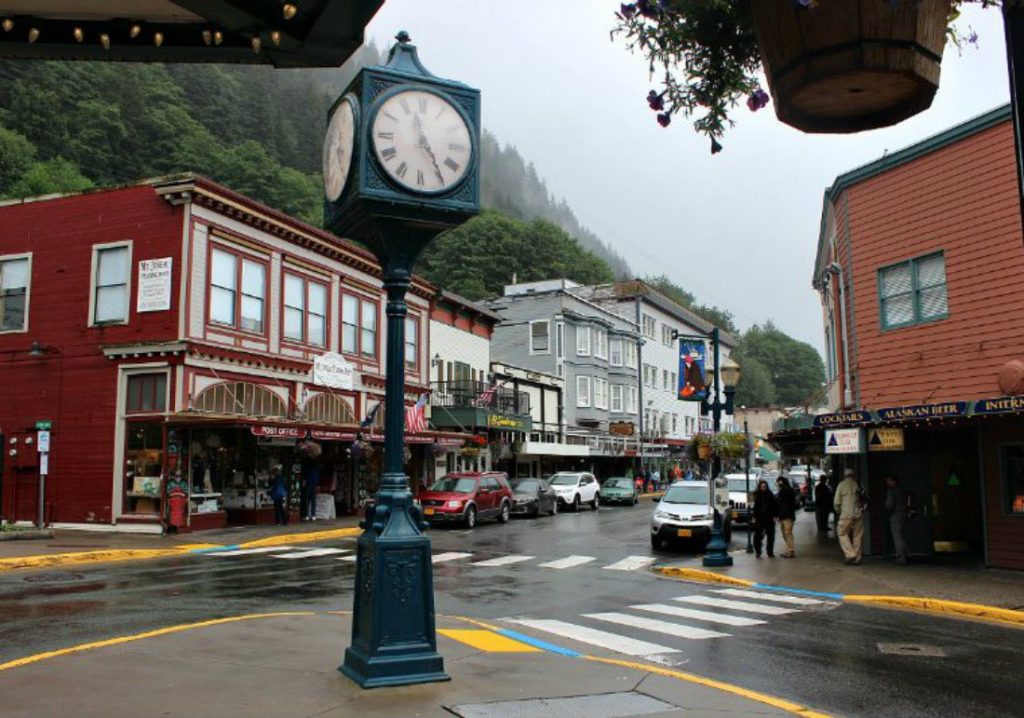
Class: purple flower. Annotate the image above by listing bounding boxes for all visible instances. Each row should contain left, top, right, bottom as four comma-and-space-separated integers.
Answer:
967, 30, 979, 47
656, 112, 671, 127
710, 137, 723, 154
647, 89, 665, 111
746, 89, 770, 112
619, 3, 637, 18
637, 0, 660, 19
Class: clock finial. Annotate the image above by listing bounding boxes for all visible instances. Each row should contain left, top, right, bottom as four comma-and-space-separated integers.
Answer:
395, 30, 411, 44
385, 30, 433, 77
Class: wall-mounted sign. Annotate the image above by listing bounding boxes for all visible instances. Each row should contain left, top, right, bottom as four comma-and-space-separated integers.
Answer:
825, 428, 864, 454
867, 427, 904, 452
487, 413, 530, 431
609, 421, 635, 437
310, 429, 356, 441
311, 352, 354, 391
677, 338, 708, 402
251, 426, 305, 438
36, 430, 50, 453
35, 420, 52, 430
876, 401, 967, 422
137, 258, 173, 312
974, 396, 1024, 415
813, 410, 871, 427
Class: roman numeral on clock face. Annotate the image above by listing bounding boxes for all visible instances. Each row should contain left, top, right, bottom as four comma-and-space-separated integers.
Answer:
400, 98, 411, 114
396, 161, 408, 178
418, 97, 428, 114
444, 157, 460, 172
416, 169, 424, 186
381, 147, 397, 162
377, 132, 394, 140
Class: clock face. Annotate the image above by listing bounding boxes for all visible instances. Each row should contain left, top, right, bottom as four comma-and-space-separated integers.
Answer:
370, 89, 473, 193
323, 95, 356, 202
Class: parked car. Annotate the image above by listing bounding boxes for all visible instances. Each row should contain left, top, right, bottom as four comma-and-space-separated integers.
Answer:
599, 476, 639, 506
784, 465, 824, 506
723, 474, 756, 524
509, 478, 557, 517
650, 482, 732, 550
419, 472, 514, 528
547, 471, 600, 511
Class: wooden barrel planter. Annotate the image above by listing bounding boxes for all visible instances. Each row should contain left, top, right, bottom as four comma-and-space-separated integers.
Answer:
751, 0, 951, 134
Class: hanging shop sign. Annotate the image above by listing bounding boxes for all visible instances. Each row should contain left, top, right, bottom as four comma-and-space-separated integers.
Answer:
867, 427, 904, 452
677, 337, 708, 402
825, 428, 864, 455
876, 401, 968, 422
973, 395, 1024, 415
609, 421, 636, 437
311, 352, 355, 391
250, 425, 305, 438
813, 410, 871, 427
311, 429, 357, 441
487, 413, 530, 431
137, 258, 173, 312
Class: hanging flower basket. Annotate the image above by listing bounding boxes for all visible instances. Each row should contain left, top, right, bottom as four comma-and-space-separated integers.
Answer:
689, 433, 714, 462
752, 0, 951, 134
460, 446, 481, 459
296, 439, 322, 460
711, 432, 748, 460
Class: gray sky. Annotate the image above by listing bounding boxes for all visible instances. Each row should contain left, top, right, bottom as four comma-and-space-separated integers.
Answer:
365, 2, 1009, 353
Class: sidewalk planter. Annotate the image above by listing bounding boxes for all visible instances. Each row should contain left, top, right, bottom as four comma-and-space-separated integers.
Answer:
752, 0, 950, 133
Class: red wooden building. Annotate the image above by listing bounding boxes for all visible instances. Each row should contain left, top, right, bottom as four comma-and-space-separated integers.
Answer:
0, 176, 468, 532
774, 105, 1024, 570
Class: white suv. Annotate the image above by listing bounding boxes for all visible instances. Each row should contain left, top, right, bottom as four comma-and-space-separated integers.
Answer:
650, 482, 732, 549
547, 472, 599, 511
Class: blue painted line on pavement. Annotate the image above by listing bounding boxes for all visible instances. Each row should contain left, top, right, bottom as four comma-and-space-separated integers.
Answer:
752, 583, 845, 601
190, 545, 240, 554
495, 629, 581, 657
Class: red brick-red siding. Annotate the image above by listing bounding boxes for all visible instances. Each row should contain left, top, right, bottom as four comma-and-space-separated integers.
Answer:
0, 187, 182, 523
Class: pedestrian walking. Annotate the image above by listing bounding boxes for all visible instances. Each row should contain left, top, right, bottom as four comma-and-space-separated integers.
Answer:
814, 474, 834, 532
834, 468, 866, 565
751, 479, 778, 558
644, 466, 654, 493
885, 474, 909, 565
301, 462, 321, 521
271, 466, 288, 526
775, 476, 797, 558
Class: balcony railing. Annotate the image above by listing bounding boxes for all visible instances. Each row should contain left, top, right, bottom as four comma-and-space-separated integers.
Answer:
430, 380, 530, 416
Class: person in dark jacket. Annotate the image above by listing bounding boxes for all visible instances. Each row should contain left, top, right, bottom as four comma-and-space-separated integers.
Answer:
814, 474, 834, 532
884, 474, 909, 565
271, 466, 288, 526
751, 479, 778, 558
775, 477, 798, 558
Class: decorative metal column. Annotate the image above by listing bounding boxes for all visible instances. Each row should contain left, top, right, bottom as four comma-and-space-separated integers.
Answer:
701, 327, 735, 568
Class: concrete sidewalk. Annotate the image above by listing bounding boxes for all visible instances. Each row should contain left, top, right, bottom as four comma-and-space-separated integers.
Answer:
659, 513, 1024, 611
0, 612, 822, 718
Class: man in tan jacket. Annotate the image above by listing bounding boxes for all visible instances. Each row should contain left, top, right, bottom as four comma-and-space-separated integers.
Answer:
834, 468, 865, 565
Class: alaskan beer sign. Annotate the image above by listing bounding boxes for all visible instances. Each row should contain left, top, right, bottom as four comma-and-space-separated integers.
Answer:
876, 401, 967, 421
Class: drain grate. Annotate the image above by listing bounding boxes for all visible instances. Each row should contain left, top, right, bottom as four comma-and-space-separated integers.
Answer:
22, 571, 85, 583
877, 642, 947, 657
448, 692, 677, 718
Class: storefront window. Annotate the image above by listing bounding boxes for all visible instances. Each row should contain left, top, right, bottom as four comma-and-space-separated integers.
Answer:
125, 422, 164, 514
1002, 445, 1024, 515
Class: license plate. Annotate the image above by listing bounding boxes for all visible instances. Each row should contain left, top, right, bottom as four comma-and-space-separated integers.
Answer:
424, 508, 435, 516
677, 528, 692, 537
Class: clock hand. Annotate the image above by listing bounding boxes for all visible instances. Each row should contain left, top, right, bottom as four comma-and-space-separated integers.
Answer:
414, 113, 446, 185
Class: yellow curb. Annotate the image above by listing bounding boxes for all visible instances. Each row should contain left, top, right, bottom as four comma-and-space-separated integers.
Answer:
442, 614, 502, 631
0, 611, 316, 673
654, 566, 755, 587
845, 595, 1024, 627
0, 548, 188, 573
438, 629, 541, 653
584, 656, 832, 718
239, 526, 362, 548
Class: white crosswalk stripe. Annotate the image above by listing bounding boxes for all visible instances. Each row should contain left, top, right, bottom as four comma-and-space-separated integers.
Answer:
584, 612, 730, 640
632, 603, 767, 627
673, 595, 800, 615
271, 548, 350, 560
602, 556, 657, 571
712, 588, 825, 605
472, 555, 534, 567
209, 546, 295, 557
432, 552, 474, 564
506, 618, 679, 657
538, 555, 597, 570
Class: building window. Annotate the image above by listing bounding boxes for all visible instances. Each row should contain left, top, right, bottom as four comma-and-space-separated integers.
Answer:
404, 316, 419, 370
126, 373, 167, 413
609, 337, 623, 366
91, 244, 131, 324
342, 293, 377, 358
627, 386, 638, 414
662, 325, 674, 347
1003, 445, 1024, 515
576, 325, 591, 356
625, 340, 637, 368
642, 314, 656, 338
209, 246, 266, 333
283, 273, 328, 347
594, 329, 608, 360
576, 376, 591, 408
671, 372, 677, 393
610, 384, 624, 413
672, 413, 678, 433
530, 319, 550, 354
556, 322, 564, 358
0, 254, 30, 332
662, 369, 669, 391
878, 252, 948, 329
593, 378, 608, 410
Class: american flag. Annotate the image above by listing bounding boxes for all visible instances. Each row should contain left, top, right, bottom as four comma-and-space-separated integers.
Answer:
472, 382, 500, 408
405, 394, 428, 434
360, 401, 382, 429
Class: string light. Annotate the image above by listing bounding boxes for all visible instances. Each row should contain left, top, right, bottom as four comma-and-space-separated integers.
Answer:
214, 30, 223, 45
283, 3, 298, 20
251, 36, 262, 53
130, 24, 141, 39
2, 19, 13, 32
153, 31, 163, 47
270, 30, 281, 46
73, 27, 84, 42
100, 33, 110, 50
28, 27, 39, 43
202, 29, 212, 45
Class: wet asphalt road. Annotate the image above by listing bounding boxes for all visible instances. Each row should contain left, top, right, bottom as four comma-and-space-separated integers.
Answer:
2, 501, 1023, 718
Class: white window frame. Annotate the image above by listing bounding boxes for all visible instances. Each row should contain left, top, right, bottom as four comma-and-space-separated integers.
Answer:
594, 328, 608, 360
576, 375, 591, 408
627, 386, 638, 414
530, 319, 551, 355
576, 325, 591, 356
662, 369, 669, 391
0, 252, 32, 334
609, 337, 623, 366
556, 321, 565, 359
662, 324, 673, 347
88, 241, 132, 327
610, 384, 624, 413
642, 314, 656, 338
625, 340, 637, 369
594, 377, 608, 410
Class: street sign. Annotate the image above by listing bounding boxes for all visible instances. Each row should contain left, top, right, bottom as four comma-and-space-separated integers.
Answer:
39, 452, 48, 475
36, 430, 50, 453
825, 428, 864, 454
35, 420, 51, 430
867, 427, 904, 452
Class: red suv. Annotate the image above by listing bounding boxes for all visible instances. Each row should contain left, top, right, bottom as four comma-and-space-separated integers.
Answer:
419, 472, 514, 528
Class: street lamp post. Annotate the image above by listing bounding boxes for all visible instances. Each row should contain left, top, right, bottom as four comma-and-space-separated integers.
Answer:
700, 327, 740, 568
744, 419, 754, 554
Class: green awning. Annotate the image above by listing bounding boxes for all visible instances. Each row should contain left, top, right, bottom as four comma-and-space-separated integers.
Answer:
757, 446, 780, 461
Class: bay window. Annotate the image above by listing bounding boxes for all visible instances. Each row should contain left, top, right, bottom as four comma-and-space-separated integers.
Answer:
577, 325, 591, 356
610, 384, 623, 412
576, 376, 591, 408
